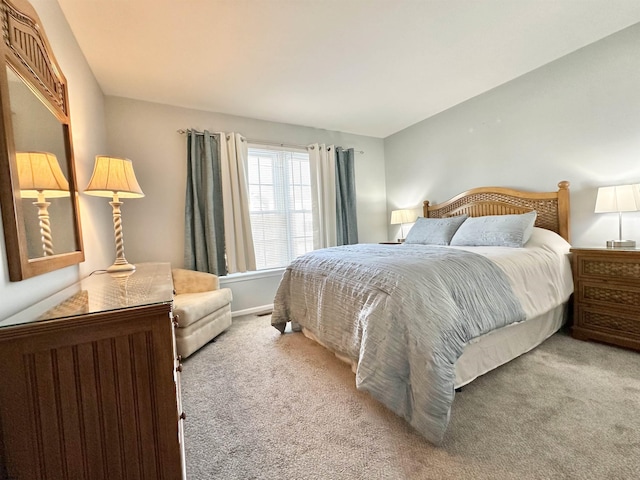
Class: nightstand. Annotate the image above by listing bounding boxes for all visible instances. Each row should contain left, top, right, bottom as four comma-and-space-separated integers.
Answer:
570, 247, 640, 351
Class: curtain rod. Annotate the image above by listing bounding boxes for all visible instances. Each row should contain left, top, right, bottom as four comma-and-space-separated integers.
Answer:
247, 138, 364, 155
177, 129, 364, 154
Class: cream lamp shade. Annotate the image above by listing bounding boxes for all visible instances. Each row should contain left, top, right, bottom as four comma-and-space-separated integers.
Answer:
390, 209, 418, 225
17, 151, 70, 199
84, 156, 145, 199
84, 156, 145, 273
594, 184, 640, 248
390, 208, 418, 242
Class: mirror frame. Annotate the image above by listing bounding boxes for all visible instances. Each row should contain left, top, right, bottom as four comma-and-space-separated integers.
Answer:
0, 0, 84, 281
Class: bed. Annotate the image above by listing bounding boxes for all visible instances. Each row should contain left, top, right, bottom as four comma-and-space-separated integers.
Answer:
271, 181, 573, 445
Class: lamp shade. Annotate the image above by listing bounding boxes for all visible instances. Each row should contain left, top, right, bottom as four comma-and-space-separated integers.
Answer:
390, 209, 418, 225
17, 151, 70, 198
84, 156, 145, 198
594, 184, 640, 213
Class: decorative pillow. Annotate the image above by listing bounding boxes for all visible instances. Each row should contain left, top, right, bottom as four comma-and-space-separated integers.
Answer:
404, 215, 468, 245
449, 211, 537, 248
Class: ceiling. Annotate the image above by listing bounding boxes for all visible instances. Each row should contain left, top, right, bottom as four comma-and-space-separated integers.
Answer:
58, 0, 640, 138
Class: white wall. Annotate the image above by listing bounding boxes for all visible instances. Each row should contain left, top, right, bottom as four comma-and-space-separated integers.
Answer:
384, 23, 640, 247
0, 0, 110, 320
104, 97, 387, 312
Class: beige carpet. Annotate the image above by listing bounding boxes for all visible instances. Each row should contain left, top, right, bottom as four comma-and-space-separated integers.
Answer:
181, 315, 640, 480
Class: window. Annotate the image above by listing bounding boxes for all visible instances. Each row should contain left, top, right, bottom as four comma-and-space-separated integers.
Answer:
247, 145, 314, 270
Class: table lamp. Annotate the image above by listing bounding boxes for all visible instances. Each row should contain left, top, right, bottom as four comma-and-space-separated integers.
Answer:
594, 184, 640, 248
84, 155, 145, 272
17, 151, 70, 256
391, 209, 418, 242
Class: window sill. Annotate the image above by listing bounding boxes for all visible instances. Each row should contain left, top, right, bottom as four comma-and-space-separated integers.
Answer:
219, 268, 285, 284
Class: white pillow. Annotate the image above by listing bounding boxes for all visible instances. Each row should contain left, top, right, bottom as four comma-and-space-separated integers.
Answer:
525, 227, 571, 252
450, 211, 537, 248
404, 215, 468, 245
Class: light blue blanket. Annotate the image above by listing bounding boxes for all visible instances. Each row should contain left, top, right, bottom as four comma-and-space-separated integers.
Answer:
272, 243, 525, 444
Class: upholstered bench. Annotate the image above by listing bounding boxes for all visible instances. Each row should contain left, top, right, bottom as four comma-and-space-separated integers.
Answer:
171, 268, 233, 358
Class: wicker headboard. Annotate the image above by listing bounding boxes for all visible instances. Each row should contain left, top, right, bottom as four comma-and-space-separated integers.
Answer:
423, 181, 570, 243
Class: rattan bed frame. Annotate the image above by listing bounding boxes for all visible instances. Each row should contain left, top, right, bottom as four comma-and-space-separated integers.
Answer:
423, 181, 570, 243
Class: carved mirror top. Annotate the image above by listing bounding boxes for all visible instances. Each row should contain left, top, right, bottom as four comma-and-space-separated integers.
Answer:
1, 0, 67, 117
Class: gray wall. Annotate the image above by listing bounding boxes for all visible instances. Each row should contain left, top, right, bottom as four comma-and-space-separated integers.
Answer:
103, 97, 387, 313
0, 0, 111, 320
384, 23, 640, 247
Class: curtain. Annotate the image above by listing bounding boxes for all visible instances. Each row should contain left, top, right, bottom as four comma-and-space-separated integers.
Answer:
219, 132, 256, 273
308, 143, 337, 249
184, 130, 227, 275
335, 147, 358, 245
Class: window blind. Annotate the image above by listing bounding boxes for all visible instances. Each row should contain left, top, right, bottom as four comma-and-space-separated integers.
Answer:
248, 146, 313, 270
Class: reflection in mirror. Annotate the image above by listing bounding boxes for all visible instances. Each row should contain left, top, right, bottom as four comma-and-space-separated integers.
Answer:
7, 67, 78, 259
16, 151, 70, 257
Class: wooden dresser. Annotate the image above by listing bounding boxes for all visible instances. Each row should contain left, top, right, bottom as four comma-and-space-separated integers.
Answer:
0, 263, 185, 479
571, 247, 640, 351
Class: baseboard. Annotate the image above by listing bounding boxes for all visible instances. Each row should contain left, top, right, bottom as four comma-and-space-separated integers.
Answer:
232, 304, 274, 318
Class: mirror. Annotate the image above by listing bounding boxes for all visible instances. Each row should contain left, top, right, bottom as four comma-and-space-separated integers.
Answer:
0, 0, 84, 280
9, 67, 78, 259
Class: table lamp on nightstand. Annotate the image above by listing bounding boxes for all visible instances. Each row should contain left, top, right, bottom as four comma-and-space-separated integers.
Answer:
391, 209, 418, 242
594, 184, 640, 248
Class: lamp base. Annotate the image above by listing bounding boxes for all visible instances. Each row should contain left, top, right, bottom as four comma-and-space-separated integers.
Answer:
606, 239, 636, 249
107, 261, 136, 273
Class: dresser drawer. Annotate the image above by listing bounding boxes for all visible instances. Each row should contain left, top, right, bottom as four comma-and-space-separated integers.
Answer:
575, 305, 640, 339
576, 255, 640, 282
577, 281, 640, 309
